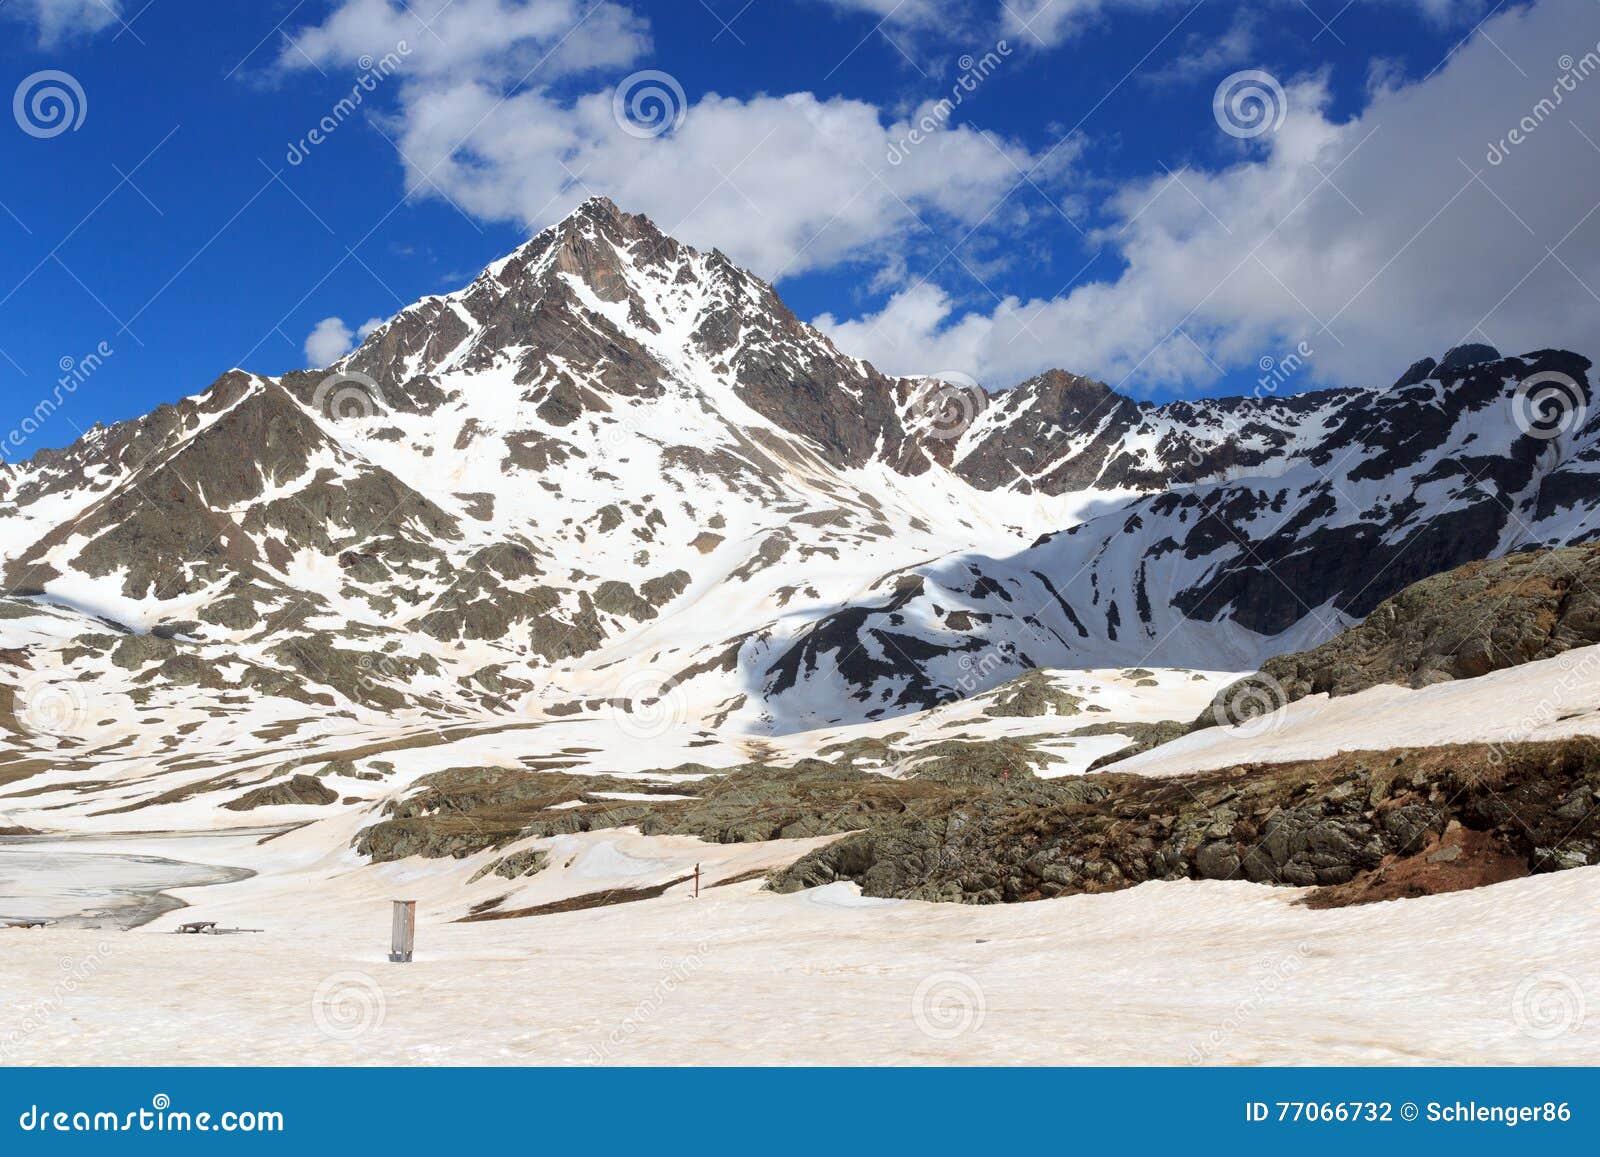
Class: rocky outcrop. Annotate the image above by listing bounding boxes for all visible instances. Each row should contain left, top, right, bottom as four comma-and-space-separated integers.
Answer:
771, 739, 1600, 907
222, 773, 337, 810
1198, 542, 1600, 728
1080, 719, 1189, 769
353, 739, 1055, 862
981, 670, 1083, 718
353, 731, 1600, 910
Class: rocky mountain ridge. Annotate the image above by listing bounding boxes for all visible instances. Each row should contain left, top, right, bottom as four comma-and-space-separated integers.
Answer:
1, 198, 1596, 766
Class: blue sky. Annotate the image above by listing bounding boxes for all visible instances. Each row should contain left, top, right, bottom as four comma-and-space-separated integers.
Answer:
1, 0, 1596, 458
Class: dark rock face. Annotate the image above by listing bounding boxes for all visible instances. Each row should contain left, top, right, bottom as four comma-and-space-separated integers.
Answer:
353, 739, 1056, 862
358, 733, 1600, 911
222, 773, 337, 810
1392, 357, 1438, 389
1198, 542, 1600, 727
770, 739, 1600, 907
1438, 342, 1502, 370
763, 349, 1600, 719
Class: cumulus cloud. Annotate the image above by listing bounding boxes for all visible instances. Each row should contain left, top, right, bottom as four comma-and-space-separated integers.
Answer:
282, 0, 1594, 396
397, 87, 1053, 278
818, 0, 1600, 392
284, 0, 648, 82
1002, 0, 1485, 48
3, 0, 121, 43
304, 316, 383, 366
280, 1, 1065, 282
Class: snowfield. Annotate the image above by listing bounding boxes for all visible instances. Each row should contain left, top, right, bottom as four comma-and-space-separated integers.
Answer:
1111, 646, 1600, 778
4, 200, 1599, 1069
3, 645, 1599, 1067
3, 838, 1596, 1065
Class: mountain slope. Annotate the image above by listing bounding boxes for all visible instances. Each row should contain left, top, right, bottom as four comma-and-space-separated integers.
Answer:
0, 197, 1596, 768
756, 349, 1599, 723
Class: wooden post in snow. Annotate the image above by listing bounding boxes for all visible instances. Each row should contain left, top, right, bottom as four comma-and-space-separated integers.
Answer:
694, 863, 700, 899
389, 900, 416, 963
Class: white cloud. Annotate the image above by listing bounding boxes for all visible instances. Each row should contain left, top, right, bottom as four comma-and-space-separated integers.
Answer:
304, 316, 383, 366
818, 0, 1600, 392
3, 0, 121, 43
396, 86, 1054, 279
1137, 10, 1258, 87
281, 1, 1065, 283
284, 0, 648, 83
809, 0, 959, 25
1002, 0, 1485, 48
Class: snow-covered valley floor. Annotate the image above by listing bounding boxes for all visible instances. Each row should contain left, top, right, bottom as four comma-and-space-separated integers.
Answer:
5, 654, 1600, 1067
3, 829, 1597, 1066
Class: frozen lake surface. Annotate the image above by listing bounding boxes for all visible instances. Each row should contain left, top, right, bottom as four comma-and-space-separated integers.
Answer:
0, 835, 254, 929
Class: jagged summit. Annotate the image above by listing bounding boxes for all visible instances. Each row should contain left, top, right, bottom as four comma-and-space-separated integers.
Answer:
1439, 342, 1502, 370
1, 197, 1596, 753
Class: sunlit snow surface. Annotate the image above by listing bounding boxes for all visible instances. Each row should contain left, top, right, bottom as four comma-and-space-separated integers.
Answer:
4, 209, 1599, 1066
3, 827, 1595, 1064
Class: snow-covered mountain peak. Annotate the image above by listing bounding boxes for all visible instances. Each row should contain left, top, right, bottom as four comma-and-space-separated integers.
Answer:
1, 200, 1596, 757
